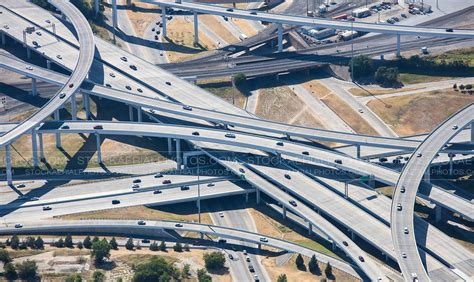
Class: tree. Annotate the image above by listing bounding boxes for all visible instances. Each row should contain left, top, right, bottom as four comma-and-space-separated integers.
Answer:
184, 243, 190, 251
453, 83, 458, 90
83, 236, 92, 249
324, 262, 333, 278
34, 237, 44, 250
92, 236, 100, 243
16, 260, 38, 280
349, 55, 374, 79
374, 66, 399, 86
203, 251, 226, 270
295, 254, 305, 271
466, 84, 473, 90
0, 249, 12, 264
10, 235, 19, 250
136, 241, 141, 250
66, 273, 82, 282
91, 240, 111, 265
132, 257, 177, 282
125, 238, 134, 250
26, 237, 35, 249
173, 242, 183, 252
277, 274, 288, 282
149, 242, 159, 251
92, 271, 105, 282
109, 237, 118, 250
233, 73, 247, 88
77, 241, 84, 249
459, 84, 465, 90
4, 262, 17, 280
65, 234, 74, 248
159, 241, 166, 251
308, 255, 320, 275
182, 264, 191, 278
19, 241, 28, 250
55, 238, 65, 248
197, 268, 212, 282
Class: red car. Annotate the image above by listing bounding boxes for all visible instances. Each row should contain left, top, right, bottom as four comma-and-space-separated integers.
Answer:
162, 179, 171, 184
68, 83, 74, 88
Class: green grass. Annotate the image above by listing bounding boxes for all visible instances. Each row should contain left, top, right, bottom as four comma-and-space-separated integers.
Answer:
430, 47, 474, 67
399, 73, 454, 84
116, 254, 178, 268
292, 239, 338, 258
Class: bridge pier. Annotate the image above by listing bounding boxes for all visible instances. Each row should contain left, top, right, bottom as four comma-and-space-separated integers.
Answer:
70, 93, 77, 120
331, 240, 336, 251
83, 93, 91, 119
46, 60, 52, 70
137, 106, 142, 122
396, 34, 401, 57
31, 129, 39, 168
471, 121, 474, 143
282, 206, 287, 219
38, 132, 45, 161
94, 0, 100, 16
54, 110, 61, 148
96, 133, 102, 164
435, 205, 442, 222
449, 154, 454, 175
308, 222, 312, 235
26, 47, 31, 59
112, 0, 118, 31
31, 78, 37, 96
176, 139, 181, 169
256, 189, 261, 204
129, 105, 134, 121
193, 12, 199, 46
1, 32, 5, 45
277, 24, 283, 52
161, 6, 167, 38
423, 168, 430, 183
356, 144, 361, 159
5, 145, 12, 186
245, 190, 249, 202
167, 138, 172, 155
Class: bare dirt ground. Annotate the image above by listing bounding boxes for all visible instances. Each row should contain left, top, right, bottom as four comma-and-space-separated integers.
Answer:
200, 15, 239, 44
367, 88, 474, 136
255, 86, 305, 124
125, 1, 160, 37
231, 18, 258, 37
348, 86, 423, 97
198, 79, 247, 109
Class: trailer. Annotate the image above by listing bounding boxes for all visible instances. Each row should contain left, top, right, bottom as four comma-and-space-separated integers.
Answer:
332, 13, 348, 20
352, 7, 371, 18
338, 30, 359, 41
312, 28, 337, 40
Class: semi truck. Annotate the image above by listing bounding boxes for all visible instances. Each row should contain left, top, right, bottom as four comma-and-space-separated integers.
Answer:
352, 7, 371, 18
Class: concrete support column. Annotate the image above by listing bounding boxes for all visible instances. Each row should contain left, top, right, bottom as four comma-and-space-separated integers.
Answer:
282, 206, 287, 219
94, 0, 100, 16
369, 174, 375, 188
112, 0, 117, 30
5, 145, 12, 186
96, 133, 102, 164
46, 60, 51, 70
54, 110, 61, 148
162, 6, 167, 38
83, 93, 91, 119
31, 129, 39, 168
277, 24, 283, 52
435, 205, 442, 222
396, 34, 401, 57
176, 139, 181, 169
129, 105, 134, 121
26, 47, 31, 59
70, 93, 77, 121
245, 191, 249, 202
256, 189, 260, 204
1, 32, 5, 45
471, 122, 474, 143
31, 78, 37, 96
424, 168, 430, 183
193, 12, 199, 46
356, 144, 361, 159
137, 106, 142, 122
308, 222, 312, 235
167, 138, 172, 155
38, 132, 45, 161
332, 240, 336, 251
350, 230, 355, 240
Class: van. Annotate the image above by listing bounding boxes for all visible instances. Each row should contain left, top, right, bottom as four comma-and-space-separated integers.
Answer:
239, 33, 248, 41
421, 47, 428, 54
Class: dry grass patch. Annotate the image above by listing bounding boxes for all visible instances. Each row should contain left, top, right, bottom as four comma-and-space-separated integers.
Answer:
125, 1, 160, 37
348, 86, 423, 97
367, 89, 474, 136
200, 15, 239, 44
231, 18, 258, 37
256, 87, 304, 123
291, 109, 324, 129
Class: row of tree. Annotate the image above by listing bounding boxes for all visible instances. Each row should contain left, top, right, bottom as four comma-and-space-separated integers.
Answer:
131, 257, 212, 282
295, 254, 333, 278
350, 55, 400, 86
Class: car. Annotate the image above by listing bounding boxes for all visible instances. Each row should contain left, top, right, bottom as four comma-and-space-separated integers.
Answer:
163, 179, 171, 184
61, 125, 70, 130
225, 133, 236, 138
223, 16, 228, 21
142, 239, 150, 243
180, 186, 190, 191
154, 173, 163, 178
68, 83, 74, 88
250, 11, 257, 15
137, 88, 143, 93
401, 13, 407, 18
45, 19, 51, 24
358, 108, 364, 113
452, 125, 458, 130
17, 184, 26, 188
138, 220, 146, 225
59, 93, 66, 99
112, 200, 121, 204
153, 190, 162, 194
226, 8, 233, 12
393, 159, 401, 164
219, 212, 224, 218
154, 35, 158, 40
246, 256, 251, 262
218, 239, 227, 243
42, 206, 52, 211
239, 168, 245, 173
191, 131, 200, 136
56, 54, 62, 59
387, 18, 395, 24
259, 237, 268, 242
228, 253, 233, 259
30, 197, 39, 201
109, 72, 116, 77
15, 224, 23, 228
342, 240, 348, 246
402, 252, 407, 258
207, 183, 215, 187
284, 174, 291, 180
183, 105, 192, 111
243, 249, 247, 255
132, 184, 140, 189
400, 186, 406, 193
175, 223, 183, 227
446, 28, 453, 32
26, 65, 33, 70
253, 275, 259, 282
133, 179, 142, 184
120, 56, 128, 62
289, 200, 297, 207
417, 152, 422, 157
393, 17, 399, 22
358, 256, 365, 262
404, 156, 410, 161
129, 65, 137, 71
335, 159, 342, 164
32, 41, 39, 46
379, 157, 388, 163
397, 203, 402, 211
302, 151, 309, 156
404, 227, 409, 234
276, 141, 284, 146
248, 264, 255, 272
165, 81, 171, 86
93, 125, 103, 130
125, 85, 132, 91
35, 30, 41, 36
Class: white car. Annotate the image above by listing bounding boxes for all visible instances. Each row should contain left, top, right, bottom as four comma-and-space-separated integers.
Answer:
219, 212, 224, 218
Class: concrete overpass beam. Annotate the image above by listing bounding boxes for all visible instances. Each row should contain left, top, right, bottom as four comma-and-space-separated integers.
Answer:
112, 0, 118, 30
31, 129, 39, 168
471, 121, 474, 143
96, 133, 102, 164
70, 93, 77, 121
193, 12, 199, 46
54, 110, 61, 148
176, 139, 181, 169
162, 6, 167, 38
38, 132, 45, 161
396, 34, 401, 57
31, 78, 37, 96
5, 145, 12, 186
277, 24, 283, 52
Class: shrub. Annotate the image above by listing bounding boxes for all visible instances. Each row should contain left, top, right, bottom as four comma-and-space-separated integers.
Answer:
308, 255, 320, 275
203, 251, 225, 270
4, 262, 17, 280
375, 66, 399, 86
0, 249, 12, 264
349, 55, 374, 78
277, 274, 288, 282
83, 236, 92, 249
34, 237, 44, 250
109, 237, 118, 250
295, 254, 305, 271
91, 240, 111, 265
16, 260, 38, 280
173, 242, 183, 252
125, 238, 134, 250
65, 234, 74, 248
325, 262, 333, 278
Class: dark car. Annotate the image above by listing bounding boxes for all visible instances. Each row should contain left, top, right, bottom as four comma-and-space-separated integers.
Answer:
154, 173, 163, 178
289, 200, 297, 207
226, 8, 233, 12
142, 239, 150, 243
133, 179, 142, 184
302, 151, 309, 155
68, 83, 74, 88
137, 220, 146, 225
129, 64, 137, 71
335, 159, 342, 164
61, 125, 70, 130
250, 11, 257, 15
358, 256, 365, 262
192, 131, 200, 136
218, 239, 227, 243
42, 206, 52, 211
32, 41, 39, 46
225, 133, 236, 138
342, 241, 348, 246
180, 186, 190, 191
165, 81, 172, 86
276, 141, 284, 146
120, 56, 128, 62
93, 125, 103, 130
153, 190, 162, 194
112, 199, 120, 205
163, 179, 171, 184
239, 168, 245, 173
284, 174, 291, 180
446, 28, 453, 32
59, 93, 66, 99
183, 105, 192, 111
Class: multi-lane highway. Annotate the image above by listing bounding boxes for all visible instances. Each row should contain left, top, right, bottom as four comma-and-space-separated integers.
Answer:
391, 104, 474, 282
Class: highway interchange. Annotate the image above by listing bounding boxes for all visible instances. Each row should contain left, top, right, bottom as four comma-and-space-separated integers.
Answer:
0, 0, 473, 281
